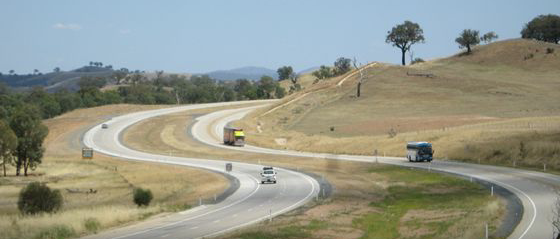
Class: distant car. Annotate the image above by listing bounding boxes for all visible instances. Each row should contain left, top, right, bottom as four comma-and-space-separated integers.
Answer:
261, 170, 277, 184
263, 166, 274, 171
101, 124, 108, 129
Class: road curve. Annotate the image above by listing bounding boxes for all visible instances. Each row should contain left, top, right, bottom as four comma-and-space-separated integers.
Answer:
192, 104, 559, 239
81, 101, 319, 239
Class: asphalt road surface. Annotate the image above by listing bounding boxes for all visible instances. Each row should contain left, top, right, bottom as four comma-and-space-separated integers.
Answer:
83, 100, 559, 239
192, 104, 560, 239
82, 101, 319, 239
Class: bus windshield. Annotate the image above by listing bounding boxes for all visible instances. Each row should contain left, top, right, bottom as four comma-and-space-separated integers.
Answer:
418, 147, 432, 154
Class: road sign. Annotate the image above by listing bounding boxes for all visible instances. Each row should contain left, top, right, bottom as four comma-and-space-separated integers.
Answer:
82, 148, 93, 159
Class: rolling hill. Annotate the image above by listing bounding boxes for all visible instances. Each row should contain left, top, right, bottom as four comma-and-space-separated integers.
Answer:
239, 38, 560, 169
0, 66, 114, 92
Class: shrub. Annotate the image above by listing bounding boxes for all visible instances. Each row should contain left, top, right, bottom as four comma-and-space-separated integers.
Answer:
84, 217, 101, 233
34, 225, 75, 239
411, 58, 425, 65
547, 48, 555, 54
18, 182, 63, 215
133, 187, 153, 207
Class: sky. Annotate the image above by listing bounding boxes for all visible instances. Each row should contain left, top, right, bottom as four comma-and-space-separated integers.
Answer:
1, 0, 559, 74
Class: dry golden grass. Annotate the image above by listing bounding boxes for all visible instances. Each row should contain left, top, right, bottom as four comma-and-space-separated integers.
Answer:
237, 39, 560, 171
0, 104, 229, 239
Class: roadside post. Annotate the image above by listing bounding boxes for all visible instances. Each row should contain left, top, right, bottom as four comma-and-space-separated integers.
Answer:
374, 149, 378, 163
82, 148, 93, 160
485, 223, 489, 239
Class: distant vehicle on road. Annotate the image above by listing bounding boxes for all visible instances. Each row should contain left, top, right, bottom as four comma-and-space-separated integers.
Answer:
261, 169, 277, 184
224, 127, 245, 146
407, 142, 434, 162
101, 123, 108, 129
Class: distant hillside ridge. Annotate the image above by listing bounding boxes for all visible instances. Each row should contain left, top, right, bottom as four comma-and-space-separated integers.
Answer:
0, 66, 114, 92
202, 66, 278, 81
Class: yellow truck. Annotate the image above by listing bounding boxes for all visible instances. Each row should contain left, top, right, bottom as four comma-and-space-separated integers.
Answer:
223, 127, 245, 146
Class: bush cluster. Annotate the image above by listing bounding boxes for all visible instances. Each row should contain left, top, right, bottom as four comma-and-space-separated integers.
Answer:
133, 187, 153, 207
17, 182, 63, 214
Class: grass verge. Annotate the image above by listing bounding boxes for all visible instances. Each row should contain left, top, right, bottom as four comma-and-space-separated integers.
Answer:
227, 165, 502, 239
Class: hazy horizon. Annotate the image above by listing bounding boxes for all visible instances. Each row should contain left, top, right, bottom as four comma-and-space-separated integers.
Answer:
1, 0, 559, 74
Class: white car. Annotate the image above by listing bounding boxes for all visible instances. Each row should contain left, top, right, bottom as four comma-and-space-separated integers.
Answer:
261, 170, 277, 184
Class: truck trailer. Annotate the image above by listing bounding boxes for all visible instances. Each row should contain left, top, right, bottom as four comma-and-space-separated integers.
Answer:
223, 127, 245, 146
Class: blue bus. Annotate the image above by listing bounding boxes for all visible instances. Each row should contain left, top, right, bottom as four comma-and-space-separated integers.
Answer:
407, 142, 434, 162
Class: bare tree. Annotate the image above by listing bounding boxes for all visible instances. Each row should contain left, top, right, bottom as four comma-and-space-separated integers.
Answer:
352, 58, 364, 97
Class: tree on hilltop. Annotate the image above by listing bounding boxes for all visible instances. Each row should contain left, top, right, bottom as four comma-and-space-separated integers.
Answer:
456, 29, 480, 54
312, 65, 333, 80
481, 31, 498, 44
521, 14, 560, 44
334, 57, 352, 75
386, 21, 425, 65
277, 66, 294, 81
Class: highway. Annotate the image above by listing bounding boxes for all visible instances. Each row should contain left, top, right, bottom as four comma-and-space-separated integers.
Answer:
83, 100, 558, 239
82, 101, 319, 239
193, 104, 559, 239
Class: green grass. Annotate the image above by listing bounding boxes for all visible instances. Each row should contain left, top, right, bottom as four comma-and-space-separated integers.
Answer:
236, 219, 330, 239
353, 166, 494, 239
33, 225, 76, 239
238, 225, 311, 239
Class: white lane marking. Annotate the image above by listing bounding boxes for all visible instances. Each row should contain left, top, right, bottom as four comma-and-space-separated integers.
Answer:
232, 214, 237, 217
213, 220, 220, 223
83, 104, 276, 239
190, 226, 198, 230
248, 208, 253, 212
161, 234, 170, 238
194, 105, 540, 239
200, 167, 318, 239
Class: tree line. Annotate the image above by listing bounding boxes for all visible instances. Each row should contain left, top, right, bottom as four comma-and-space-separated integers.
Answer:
0, 72, 286, 176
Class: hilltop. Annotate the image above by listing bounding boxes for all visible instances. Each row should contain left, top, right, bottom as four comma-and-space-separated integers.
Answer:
239, 38, 560, 170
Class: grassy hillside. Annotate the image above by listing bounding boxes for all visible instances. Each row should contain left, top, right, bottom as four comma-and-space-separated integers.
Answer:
239, 39, 560, 171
